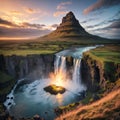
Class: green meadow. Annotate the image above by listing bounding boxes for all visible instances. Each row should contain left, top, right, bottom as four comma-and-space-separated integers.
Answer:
0, 37, 119, 56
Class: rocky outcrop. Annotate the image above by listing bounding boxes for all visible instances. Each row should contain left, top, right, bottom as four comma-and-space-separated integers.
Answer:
81, 53, 120, 92
0, 54, 54, 80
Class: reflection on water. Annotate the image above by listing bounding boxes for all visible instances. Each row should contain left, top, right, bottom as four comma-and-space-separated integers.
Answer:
56, 93, 63, 105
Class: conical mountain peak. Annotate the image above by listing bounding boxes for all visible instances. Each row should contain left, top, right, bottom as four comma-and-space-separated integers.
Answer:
45, 11, 89, 38
61, 11, 77, 24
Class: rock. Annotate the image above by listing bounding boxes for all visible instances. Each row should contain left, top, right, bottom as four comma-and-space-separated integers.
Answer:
44, 84, 66, 95
0, 54, 54, 79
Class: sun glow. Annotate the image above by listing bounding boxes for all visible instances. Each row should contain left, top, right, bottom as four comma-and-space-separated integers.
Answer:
49, 69, 67, 87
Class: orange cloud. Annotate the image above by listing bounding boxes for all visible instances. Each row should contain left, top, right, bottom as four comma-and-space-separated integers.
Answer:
57, 1, 72, 10
10, 10, 23, 15
24, 7, 40, 14
54, 1, 71, 17
26, 8, 35, 13
53, 11, 68, 17
0, 18, 18, 28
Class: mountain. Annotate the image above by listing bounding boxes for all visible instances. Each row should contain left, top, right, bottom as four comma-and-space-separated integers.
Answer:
44, 11, 91, 38
38, 11, 119, 44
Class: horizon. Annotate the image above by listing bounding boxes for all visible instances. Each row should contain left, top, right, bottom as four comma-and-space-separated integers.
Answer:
0, 0, 120, 40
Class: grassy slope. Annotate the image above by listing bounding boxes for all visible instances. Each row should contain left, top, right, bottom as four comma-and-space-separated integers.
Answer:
85, 45, 120, 63
56, 88, 120, 120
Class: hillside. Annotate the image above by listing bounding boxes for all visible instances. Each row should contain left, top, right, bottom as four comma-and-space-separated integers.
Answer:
56, 88, 120, 120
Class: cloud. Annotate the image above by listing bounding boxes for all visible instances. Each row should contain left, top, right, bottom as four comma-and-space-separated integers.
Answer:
88, 20, 120, 39
0, 26, 51, 38
86, 17, 120, 29
57, 1, 72, 10
83, 0, 120, 15
0, 18, 47, 29
50, 24, 59, 30
106, 21, 120, 29
112, 10, 120, 18
51, 24, 59, 28
80, 18, 98, 24
0, 18, 51, 38
0, 18, 18, 27
21, 22, 46, 29
24, 8, 36, 14
53, 11, 68, 17
54, 1, 72, 17
10, 11, 23, 15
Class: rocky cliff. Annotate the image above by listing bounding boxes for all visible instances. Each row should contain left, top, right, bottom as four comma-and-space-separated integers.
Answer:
0, 54, 54, 80
81, 52, 120, 92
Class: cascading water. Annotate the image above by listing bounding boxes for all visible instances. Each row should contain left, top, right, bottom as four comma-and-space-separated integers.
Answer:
4, 46, 98, 120
72, 59, 81, 85
59, 56, 66, 74
4, 78, 24, 109
54, 55, 60, 74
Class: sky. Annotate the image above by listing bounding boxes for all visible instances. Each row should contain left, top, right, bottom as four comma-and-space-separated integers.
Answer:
0, 0, 120, 40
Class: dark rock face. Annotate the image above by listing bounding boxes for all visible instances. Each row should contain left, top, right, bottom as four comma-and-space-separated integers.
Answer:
81, 54, 120, 92
57, 11, 86, 33
0, 54, 54, 80
46, 11, 89, 38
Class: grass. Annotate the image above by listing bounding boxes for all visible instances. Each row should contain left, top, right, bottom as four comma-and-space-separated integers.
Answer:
0, 71, 15, 95
57, 102, 79, 112
0, 49, 56, 56
81, 92, 93, 104
0, 40, 75, 56
56, 88, 120, 120
89, 45, 120, 63
0, 38, 119, 56
0, 71, 13, 83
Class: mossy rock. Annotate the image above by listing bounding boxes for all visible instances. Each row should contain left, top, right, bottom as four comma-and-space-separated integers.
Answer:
44, 84, 66, 95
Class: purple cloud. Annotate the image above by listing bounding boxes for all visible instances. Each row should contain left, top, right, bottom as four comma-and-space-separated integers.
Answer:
83, 0, 120, 15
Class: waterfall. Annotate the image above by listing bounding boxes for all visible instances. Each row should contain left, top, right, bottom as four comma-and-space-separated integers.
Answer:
54, 55, 60, 74
4, 78, 24, 109
59, 56, 66, 73
72, 59, 81, 85
54, 55, 66, 74
54, 55, 81, 85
